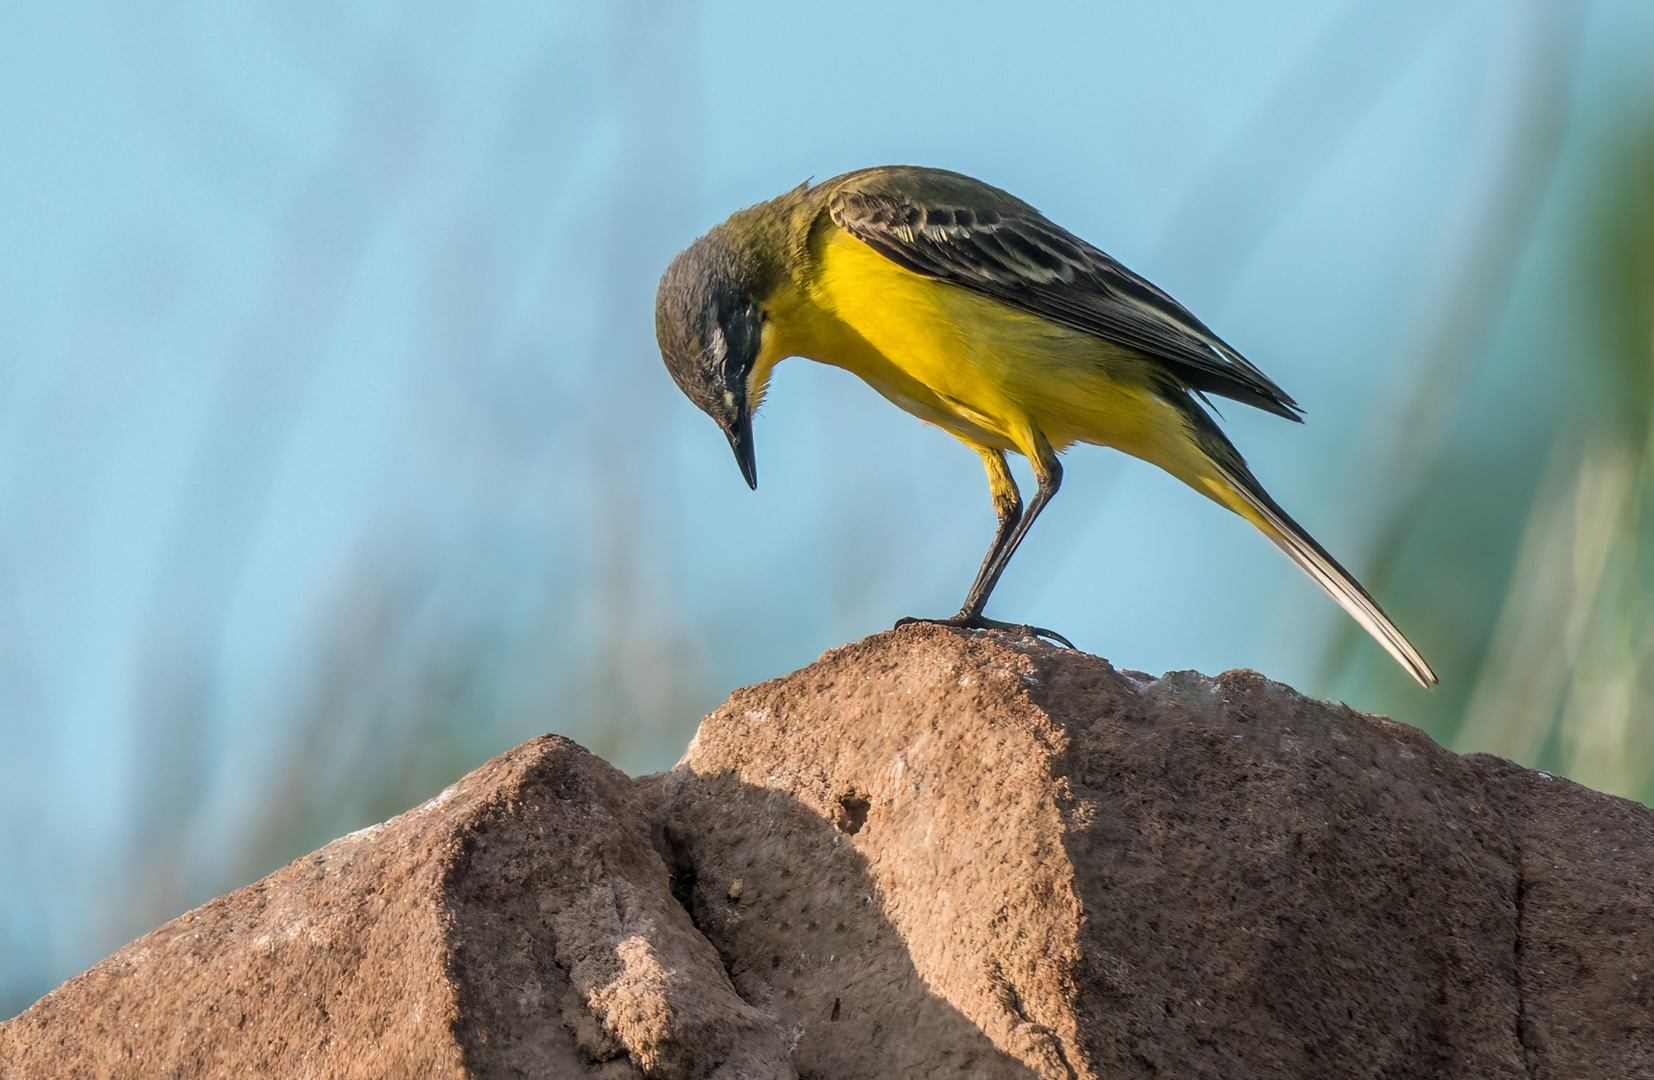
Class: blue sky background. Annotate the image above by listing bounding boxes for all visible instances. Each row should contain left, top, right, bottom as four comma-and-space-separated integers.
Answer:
4, 0, 1652, 1016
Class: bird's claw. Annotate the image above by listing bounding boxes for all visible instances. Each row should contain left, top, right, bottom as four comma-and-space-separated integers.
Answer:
894, 614, 1075, 650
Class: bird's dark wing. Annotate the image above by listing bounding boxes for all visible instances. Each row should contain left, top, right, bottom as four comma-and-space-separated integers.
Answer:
826, 168, 1301, 420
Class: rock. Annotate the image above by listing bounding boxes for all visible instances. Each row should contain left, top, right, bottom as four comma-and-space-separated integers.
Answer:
0, 735, 793, 1079
5, 623, 1652, 1077
649, 624, 1654, 1078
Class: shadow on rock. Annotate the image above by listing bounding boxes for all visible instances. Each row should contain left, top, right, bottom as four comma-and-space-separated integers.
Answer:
643, 765, 1046, 1079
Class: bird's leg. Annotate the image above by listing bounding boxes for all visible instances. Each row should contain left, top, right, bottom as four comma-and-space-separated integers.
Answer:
962, 447, 1023, 607
897, 443, 1074, 648
955, 447, 1032, 620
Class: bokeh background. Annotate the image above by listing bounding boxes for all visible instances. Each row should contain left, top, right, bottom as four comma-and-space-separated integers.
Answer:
5, 0, 1653, 1017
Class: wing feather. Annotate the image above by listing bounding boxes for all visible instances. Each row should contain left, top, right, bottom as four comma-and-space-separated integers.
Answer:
827, 170, 1301, 420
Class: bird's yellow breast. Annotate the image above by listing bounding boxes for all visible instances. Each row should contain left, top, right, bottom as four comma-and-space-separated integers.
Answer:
759, 225, 1196, 474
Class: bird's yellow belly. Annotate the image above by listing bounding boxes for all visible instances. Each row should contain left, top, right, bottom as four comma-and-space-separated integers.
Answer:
780, 228, 1194, 470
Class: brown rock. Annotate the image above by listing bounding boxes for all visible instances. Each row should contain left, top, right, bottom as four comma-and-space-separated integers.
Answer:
5, 624, 1652, 1078
0, 735, 792, 1079
649, 624, 1654, 1078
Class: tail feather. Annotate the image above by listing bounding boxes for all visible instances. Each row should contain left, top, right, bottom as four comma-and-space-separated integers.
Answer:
1213, 462, 1438, 688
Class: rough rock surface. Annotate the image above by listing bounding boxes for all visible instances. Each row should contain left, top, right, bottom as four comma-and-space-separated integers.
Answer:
5, 624, 1653, 1078
0, 735, 792, 1079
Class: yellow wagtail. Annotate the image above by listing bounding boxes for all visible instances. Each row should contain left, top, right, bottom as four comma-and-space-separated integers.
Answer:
655, 166, 1436, 686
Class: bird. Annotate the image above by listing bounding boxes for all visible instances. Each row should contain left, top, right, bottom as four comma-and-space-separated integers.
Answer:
654, 165, 1437, 687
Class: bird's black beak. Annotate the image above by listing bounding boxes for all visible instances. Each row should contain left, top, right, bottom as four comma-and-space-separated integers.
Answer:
725, 413, 757, 490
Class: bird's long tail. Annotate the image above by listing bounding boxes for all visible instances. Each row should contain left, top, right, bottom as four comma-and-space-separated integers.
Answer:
1208, 458, 1437, 687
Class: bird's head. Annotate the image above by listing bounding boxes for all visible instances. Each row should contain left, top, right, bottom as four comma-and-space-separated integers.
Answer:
655, 228, 768, 490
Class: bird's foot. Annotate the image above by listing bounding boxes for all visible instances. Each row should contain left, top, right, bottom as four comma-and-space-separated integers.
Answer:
894, 614, 1075, 650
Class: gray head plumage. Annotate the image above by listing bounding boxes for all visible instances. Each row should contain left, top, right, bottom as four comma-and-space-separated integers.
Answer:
656, 229, 764, 488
